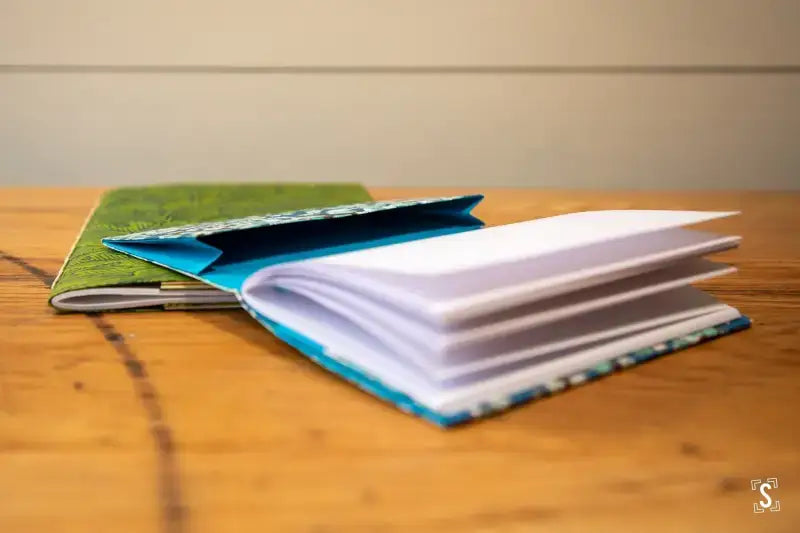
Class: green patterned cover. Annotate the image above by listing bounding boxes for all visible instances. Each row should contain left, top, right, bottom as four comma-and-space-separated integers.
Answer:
50, 183, 372, 304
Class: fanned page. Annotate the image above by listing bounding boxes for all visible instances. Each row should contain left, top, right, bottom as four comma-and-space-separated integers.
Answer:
241, 210, 749, 423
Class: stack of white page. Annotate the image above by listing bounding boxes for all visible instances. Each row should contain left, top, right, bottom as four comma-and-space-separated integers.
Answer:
240, 210, 747, 423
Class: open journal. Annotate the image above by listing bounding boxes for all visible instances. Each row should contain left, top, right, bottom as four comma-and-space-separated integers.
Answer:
102, 195, 750, 426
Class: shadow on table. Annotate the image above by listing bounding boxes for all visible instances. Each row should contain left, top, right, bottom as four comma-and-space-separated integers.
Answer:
187, 308, 555, 431
188, 308, 399, 401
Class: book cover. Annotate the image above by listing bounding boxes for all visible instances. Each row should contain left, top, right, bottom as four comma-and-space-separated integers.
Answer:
50, 183, 372, 311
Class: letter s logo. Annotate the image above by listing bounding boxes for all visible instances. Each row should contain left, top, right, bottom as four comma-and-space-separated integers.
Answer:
759, 482, 773, 509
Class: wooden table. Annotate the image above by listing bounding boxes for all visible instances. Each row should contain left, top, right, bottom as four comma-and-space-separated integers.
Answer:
1, 188, 798, 533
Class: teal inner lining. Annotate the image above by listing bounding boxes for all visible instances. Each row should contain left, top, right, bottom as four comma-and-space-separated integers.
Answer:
197, 197, 483, 290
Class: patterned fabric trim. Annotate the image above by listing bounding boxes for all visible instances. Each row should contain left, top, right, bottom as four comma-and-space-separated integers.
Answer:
240, 298, 752, 427
107, 195, 472, 241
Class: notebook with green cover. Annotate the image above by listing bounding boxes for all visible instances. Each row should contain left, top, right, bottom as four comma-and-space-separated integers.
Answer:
49, 183, 371, 311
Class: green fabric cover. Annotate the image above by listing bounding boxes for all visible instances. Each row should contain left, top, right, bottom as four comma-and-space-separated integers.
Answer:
50, 183, 372, 301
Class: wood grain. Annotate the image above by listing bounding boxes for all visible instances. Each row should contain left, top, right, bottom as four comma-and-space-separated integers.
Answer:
0, 187, 798, 533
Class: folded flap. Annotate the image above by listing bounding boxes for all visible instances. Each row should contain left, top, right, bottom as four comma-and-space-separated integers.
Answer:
102, 194, 484, 290
104, 237, 223, 275
105, 195, 481, 242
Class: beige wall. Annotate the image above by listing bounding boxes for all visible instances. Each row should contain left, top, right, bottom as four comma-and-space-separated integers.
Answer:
2, 1, 799, 188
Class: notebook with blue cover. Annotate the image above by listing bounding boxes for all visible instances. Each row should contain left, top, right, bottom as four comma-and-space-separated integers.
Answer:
103, 196, 751, 426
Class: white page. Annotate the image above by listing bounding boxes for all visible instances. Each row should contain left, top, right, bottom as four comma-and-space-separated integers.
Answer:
250, 228, 738, 324
431, 307, 740, 413
311, 210, 738, 276
429, 288, 727, 381
438, 258, 733, 344
50, 286, 236, 311
245, 285, 740, 414
248, 258, 733, 355
247, 280, 726, 379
